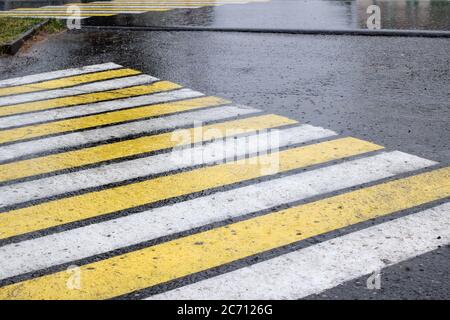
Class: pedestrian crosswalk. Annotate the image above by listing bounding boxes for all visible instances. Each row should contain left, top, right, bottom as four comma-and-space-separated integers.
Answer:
0, 0, 270, 19
0, 63, 448, 300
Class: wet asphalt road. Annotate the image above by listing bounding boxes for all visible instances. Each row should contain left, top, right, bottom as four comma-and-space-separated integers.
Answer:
1, 0, 450, 30
1, 0, 450, 299
84, 0, 450, 30
0, 29, 448, 299
2, 30, 448, 163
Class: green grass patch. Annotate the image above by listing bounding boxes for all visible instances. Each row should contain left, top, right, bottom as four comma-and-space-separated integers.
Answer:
41, 18, 66, 34
0, 17, 43, 44
0, 17, 65, 44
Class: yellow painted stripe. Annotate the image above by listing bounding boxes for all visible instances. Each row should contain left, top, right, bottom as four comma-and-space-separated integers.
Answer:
71, 1, 257, 4
0, 137, 381, 241
0, 81, 181, 117
59, 4, 245, 8
0, 69, 141, 97
70, 1, 260, 4
0, 96, 229, 144
102, 0, 270, 3
61, 4, 220, 7
1, 166, 448, 300
68, 0, 268, 4
70, 2, 247, 4
13, 8, 171, 11
0, 114, 296, 182
0, 13, 116, 17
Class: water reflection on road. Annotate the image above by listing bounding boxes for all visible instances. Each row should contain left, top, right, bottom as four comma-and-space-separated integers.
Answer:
0, 0, 449, 31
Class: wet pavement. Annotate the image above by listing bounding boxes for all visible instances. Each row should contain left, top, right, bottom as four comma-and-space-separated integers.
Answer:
86, 0, 450, 31
0, 0, 449, 301
3, 29, 448, 163
1, 0, 450, 31
1, 31, 450, 154
0, 29, 449, 299
0, 31, 450, 299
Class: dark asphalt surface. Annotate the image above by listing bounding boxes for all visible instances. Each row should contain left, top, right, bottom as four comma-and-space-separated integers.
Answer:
84, 0, 450, 31
307, 245, 450, 300
1, 0, 450, 31
0, 25, 449, 299
2, 30, 447, 163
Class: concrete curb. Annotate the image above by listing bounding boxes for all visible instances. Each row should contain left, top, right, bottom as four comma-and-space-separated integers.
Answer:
81, 25, 450, 38
0, 19, 49, 55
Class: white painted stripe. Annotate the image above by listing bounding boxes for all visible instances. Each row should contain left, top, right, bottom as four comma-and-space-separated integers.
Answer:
0, 105, 258, 162
67, 1, 256, 4
0, 16, 90, 19
0, 75, 157, 106
4, 10, 149, 14
12, 7, 199, 11
150, 201, 450, 300
0, 88, 204, 129
65, 1, 257, 4
0, 63, 121, 88
87, 1, 264, 2
56, 1, 246, 6
79, 1, 266, 4
0, 151, 435, 280
0, 125, 336, 207
43, 5, 203, 8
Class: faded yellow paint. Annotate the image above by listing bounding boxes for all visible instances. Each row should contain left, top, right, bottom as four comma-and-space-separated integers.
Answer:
0, 96, 229, 144
12, 8, 169, 11
69, 1, 265, 5
0, 114, 296, 182
0, 0, 272, 19
70, 1, 259, 4
0, 13, 116, 17
0, 81, 181, 116
1, 166, 448, 300
0, 137, 381, 240
0, 69, 141, 97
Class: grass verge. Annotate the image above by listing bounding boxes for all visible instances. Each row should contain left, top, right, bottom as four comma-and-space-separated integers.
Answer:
0, 17, 65, 54
41, 18, 66, 34
0, 17, 43, 44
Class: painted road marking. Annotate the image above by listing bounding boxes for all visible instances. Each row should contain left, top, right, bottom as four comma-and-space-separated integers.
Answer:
0, 63, 448, 300
0, 63, 121, 88
0, 88, 204, 129
12, 7, 175, 11
0, 96, 230, 144
0, 0, 269, 19
10, 8, 177, 13
0, 137, 380, 240
0, 81, 181, 117
0, 151, 435, 280
0, 74, 157, 106
0, 68, 141, 97
0, 124, 330, 206
152, 202, 450, 300
0, 12, 115, 16
69, 1, 267, 4
0, 11, 169, 16
69, 0, 271, 4
0, 167, 448, 299
0, 115, 296, 188
0, 114, 295, 182
0, 105, 258, 163
64, 4, 249, 7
